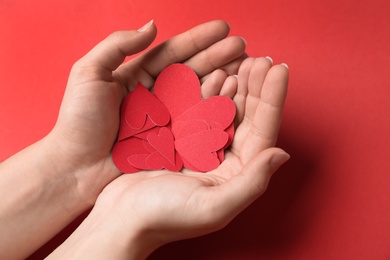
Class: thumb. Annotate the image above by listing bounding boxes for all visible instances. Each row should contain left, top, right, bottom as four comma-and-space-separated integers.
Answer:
211, 148, 290, 222
237, 147, 290, 202
74, 20, 157, 73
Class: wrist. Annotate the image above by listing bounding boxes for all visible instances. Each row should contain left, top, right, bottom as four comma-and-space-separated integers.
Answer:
91, 199, 164, 260
40, 134, 95, 212
48, 203, 160, 260
0, 138, 90, 258
43, 128, 122, 209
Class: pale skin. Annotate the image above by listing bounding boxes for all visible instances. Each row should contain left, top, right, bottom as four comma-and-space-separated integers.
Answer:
0, 20, 289, 259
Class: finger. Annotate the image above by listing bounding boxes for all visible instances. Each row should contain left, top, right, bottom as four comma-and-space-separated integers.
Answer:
244, 57, 273, 122
73, 21, 157, 80
219, 75, 238, 99
184, 36, 246, 78
232, 57, 273, 154
232, 57, 255, 127
129, 20, 231, 78
199, 53, 248, 83
218, 53, 249, 76
200, 69, 228, 98
209, 148, 290, 224
240, 64, 289, 163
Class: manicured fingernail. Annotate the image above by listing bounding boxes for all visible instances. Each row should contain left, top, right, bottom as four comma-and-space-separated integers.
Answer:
265, 56, 273, 64
280, 63, 289, 69
138, 20, 154, 32
270, 151, 290, 171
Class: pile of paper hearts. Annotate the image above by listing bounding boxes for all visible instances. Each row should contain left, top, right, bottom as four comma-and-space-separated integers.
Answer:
112, 64, 236, 173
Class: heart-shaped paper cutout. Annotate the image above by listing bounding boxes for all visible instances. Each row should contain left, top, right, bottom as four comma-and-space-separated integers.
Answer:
208, 121, 235, 148
147, 127, 175, 164
132, 126, 163, 140
126, 83, 170, 129
172, 119, 210, 140
112, 137, 148, 173
174, 96, 236, 130
118, 83, 171, 141
128, 153, 151, 170
154, 64, 201, 121
146, 151, 183, 172
175, 129, 229, 172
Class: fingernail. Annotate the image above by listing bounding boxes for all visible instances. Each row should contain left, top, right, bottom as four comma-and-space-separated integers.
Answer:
270, 151, 290, 171
265, 56, 273, 64
138, 20, 154, 32
280, 63, 289, 69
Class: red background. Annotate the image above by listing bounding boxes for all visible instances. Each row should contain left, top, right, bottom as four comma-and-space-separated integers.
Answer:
1, 0, 390, 259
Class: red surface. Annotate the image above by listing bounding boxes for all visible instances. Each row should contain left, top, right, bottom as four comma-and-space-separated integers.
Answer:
1, 0, 390, 259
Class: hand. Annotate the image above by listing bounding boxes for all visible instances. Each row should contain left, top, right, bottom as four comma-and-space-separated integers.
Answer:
45, 20, 247, 205
66, 57, 290, 259
0, 20, 247, 259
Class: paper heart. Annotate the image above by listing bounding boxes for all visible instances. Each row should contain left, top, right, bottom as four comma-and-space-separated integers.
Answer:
175, 129, 229, 172
118, 83, 170, 140
132, 126, 163, 140
126, 83, 171, 128
209, 121, 235, 148
128, 153, 151, 170
172, 119, 210, 140
112, 137, 148, 173
128, 150, 183, 172
118, 117, 157, 141
118, 127, 181, 172
147, 127, 175, 164
180, 157, 202, 172
174, 96, 236, 130
153, 64, 201, 121
146, 151, 183, 172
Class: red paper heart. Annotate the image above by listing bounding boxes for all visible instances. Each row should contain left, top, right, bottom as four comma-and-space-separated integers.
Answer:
125, 128, 183, 172
134, 126, 164, 140
172, 119, 209, 140
146, 151, 183, 172
112, 137, 149, 173
147, 127, 175, 164
118, 83, 170, 140
126, 83, 170, 128
128, 153, 151, 170
180, 157, 202, 172
175, 129, 229, 172
127, 148, 183, 172
154, 64, 201, 121
174, 96, 236, 130
208, 121, 235, 148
